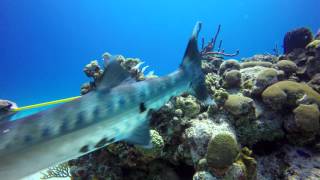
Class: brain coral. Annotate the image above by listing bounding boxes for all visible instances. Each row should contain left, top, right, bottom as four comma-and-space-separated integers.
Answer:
293, 104, 320, 133
224, 95, 254, 116
206, 133, 239, 169
262, 81, 320, 110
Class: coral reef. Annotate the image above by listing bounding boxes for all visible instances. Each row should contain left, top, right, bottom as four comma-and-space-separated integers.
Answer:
35, 25, 320, 180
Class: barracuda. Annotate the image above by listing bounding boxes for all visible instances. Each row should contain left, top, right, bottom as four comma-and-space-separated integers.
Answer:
0, 22, 209, 179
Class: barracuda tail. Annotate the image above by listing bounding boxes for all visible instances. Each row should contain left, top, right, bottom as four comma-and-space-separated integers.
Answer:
181, 22, 210, 101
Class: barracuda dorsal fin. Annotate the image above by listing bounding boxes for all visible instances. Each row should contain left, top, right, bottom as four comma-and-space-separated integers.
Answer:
97, 57, 134, 90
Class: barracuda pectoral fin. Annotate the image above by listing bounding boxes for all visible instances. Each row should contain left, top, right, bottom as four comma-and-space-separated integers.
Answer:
124, 119, 151, 148
97, 56, 135, 90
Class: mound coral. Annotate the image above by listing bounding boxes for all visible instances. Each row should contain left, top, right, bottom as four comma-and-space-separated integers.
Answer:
222, 70, 242, 88
293, 104, 320, 133
252, 68, 279, 95
206, 133, 239, 169
276, 60, 298, 76
219, 60, 240, 75
224, 95, 254, 116
240, 61, 273, 69
262, 81, 320, 110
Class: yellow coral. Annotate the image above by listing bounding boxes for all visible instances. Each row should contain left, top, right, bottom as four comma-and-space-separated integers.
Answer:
224, 95, 254, 116
306, 39, 320, 49
240, 61, 273, 69
293, 104, 320, 132
262, 81, 320, 109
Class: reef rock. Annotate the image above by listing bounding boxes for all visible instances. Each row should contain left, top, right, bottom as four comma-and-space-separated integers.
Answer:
308, 73, 320, 93
184, 119, 233, 164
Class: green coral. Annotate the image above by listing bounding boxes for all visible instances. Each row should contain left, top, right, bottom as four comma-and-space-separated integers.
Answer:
276, 60, 297, 75
234, 147, 257, 180
136, 129, 164, 160
240, 61, 273, 69
223, 70, 242, 88
252, 68, 278, 95
262, 81, 320, 110
206, 133, 240, 169
293, 104, 320, 133
213, 88, 229, 106
224, 95, 254, 116
306, 39, 320, 49
205, 73, 221, 96
175, 95, 201, 117
219, 60, 240, 75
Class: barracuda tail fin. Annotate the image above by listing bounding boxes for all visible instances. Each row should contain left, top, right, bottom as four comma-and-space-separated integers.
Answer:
181, 22, 202, 71
181, 22, 211, 102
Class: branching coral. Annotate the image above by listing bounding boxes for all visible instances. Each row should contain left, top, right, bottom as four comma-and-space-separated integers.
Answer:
200, 25, 239, 60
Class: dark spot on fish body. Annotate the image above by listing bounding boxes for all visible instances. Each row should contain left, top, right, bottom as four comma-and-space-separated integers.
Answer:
95, 137, 114, 148
42, 127, 51, 138
140, 102, 146, 113
118, 97, 126, 106
79, 145, 89, 153
76, 112, 85, 126
24, 135, 33, 143
106, 103, 114, 115
60, 118, 69, 132
98, 88, 111, 96
93, 106, 101, 121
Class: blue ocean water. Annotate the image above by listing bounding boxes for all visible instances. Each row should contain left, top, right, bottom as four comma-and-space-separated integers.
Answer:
0, 0, 319, 106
